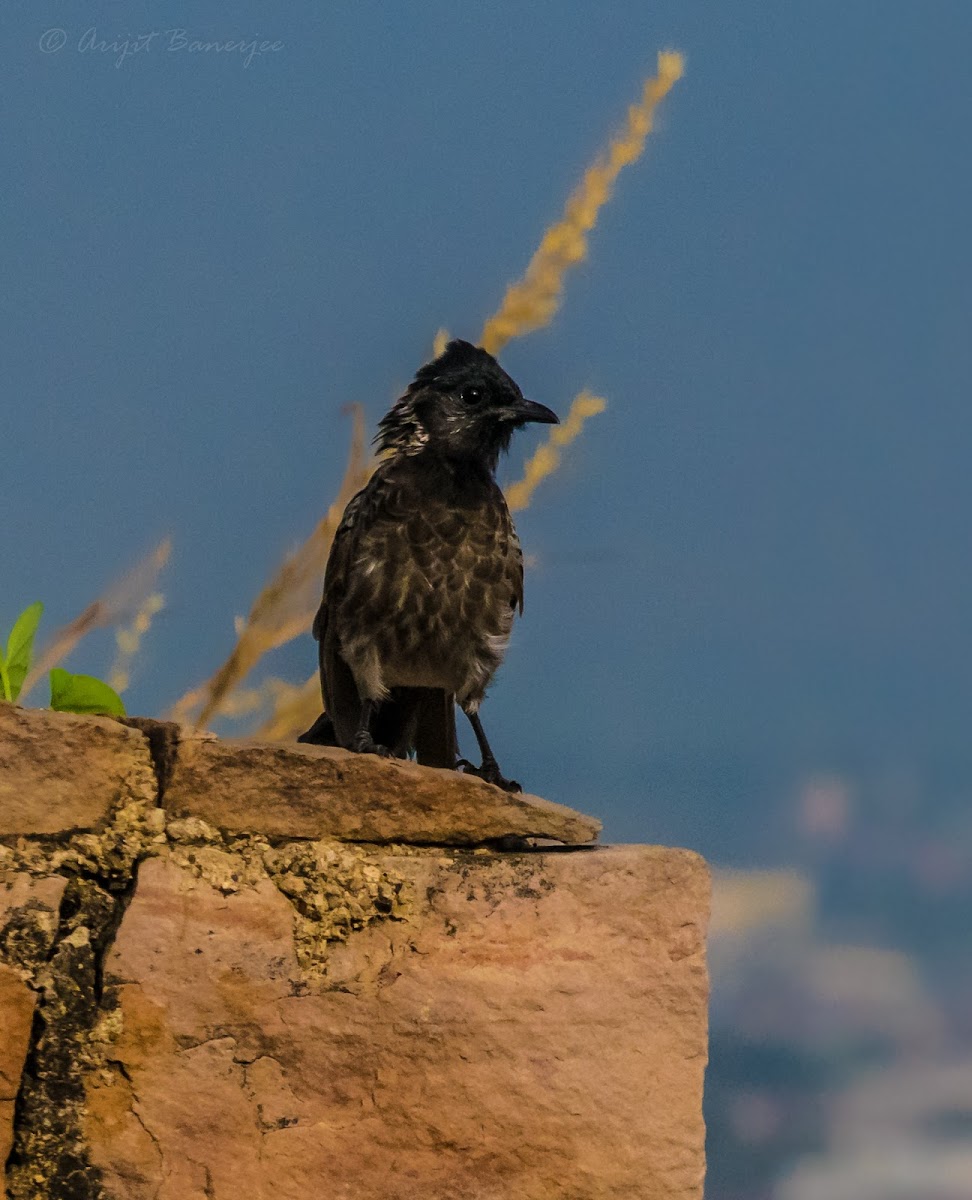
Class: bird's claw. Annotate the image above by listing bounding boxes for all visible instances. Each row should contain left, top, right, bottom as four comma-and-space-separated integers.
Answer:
457, 757, 522, 793
351, 733, 392, 757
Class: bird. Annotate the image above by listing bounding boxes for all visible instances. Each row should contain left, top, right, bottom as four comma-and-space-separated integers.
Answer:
298, 338, 558, 792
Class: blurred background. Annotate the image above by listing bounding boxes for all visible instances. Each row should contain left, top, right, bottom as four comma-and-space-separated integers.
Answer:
4, 2, 972, 1195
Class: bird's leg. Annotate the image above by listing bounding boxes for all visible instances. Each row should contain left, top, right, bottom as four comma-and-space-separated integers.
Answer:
350, 699, 391, 757
458, 710, 521, 793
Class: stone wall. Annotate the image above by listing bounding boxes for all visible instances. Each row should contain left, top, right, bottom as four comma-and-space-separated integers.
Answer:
0, 704, 709, 1199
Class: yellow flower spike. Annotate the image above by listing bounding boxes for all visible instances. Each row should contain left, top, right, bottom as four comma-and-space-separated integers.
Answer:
506, 391, 607, 511
480, 50, 684, 355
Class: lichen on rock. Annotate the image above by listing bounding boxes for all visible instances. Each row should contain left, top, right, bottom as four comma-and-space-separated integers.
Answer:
2, 791, 165, 886
162, 817, 412, 976
0, 895, 62, 981
260, 838, 410, 974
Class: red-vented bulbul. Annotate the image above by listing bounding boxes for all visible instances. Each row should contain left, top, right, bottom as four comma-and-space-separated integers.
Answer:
299, 339, 557, 792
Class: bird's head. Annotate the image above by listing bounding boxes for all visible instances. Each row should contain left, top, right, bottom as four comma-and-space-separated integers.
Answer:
376, 340, 558, 470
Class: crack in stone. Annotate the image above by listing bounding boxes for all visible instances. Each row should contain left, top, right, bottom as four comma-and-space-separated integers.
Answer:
128, 1099, 164, 1200
202, 1163, 216, 1200
104, 1057, 164, 1200
1, 719, 168, 1199
117, 718, 180, 802
4, 876, 131, 1198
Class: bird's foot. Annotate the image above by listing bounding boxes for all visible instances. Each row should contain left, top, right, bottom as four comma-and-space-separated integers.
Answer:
457, 757, 522, 793
351, 731, 392, 757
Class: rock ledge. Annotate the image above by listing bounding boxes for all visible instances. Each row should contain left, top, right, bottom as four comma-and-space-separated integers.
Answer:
0, 705, 708, 1200
166, 734, 601, 845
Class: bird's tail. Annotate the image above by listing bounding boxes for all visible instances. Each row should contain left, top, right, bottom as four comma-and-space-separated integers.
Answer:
297, 711, 339, 745
374, 687, 457, 768
298, 688, 457, 769
410, 688, 458, 769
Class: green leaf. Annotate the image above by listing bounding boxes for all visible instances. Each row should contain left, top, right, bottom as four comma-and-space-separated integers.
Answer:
4, 602, 43, 702
49, 668, 126, 717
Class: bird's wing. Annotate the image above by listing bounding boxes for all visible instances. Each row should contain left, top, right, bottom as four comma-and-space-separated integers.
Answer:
496, 483, 525, 615
510, 530, 524, 615
313, 501, 350, 639
313, 468, 390, 643
311, 472, 392, 744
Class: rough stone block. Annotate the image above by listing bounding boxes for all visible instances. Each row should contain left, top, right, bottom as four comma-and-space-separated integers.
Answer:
165, 736, 601, 846
84, 845, 709, 1200
0, 705, 155, 836
0, 711, 707, 1198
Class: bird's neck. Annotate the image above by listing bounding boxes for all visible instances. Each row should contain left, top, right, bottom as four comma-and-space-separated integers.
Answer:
394, 447, 496, 495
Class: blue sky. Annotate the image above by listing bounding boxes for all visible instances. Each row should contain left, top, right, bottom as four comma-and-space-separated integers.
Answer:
4, 1, 971, 854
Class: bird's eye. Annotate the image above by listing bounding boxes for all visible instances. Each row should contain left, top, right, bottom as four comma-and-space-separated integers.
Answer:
460, 386, 484, 405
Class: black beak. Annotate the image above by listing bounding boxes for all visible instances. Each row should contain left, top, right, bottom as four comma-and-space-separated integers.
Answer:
510, 398, 559, 426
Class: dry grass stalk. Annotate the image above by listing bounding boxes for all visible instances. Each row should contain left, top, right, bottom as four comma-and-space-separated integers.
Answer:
506, 392, 607, 511
480, 50, 685, 355
252, 672, 321, 741
21, 538, 172, 700
167, 680, 274, 728
166, 683, 207, 727
174, 406, 371, 730
108, 592, 165, 693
